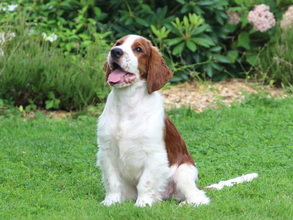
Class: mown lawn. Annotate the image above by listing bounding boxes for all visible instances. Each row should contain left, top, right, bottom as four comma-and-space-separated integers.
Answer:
1, 95, 292, 220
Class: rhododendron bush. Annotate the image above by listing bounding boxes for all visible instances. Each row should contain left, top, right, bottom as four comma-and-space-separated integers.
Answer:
223, 1, 292, 87
247, 4, 276, 32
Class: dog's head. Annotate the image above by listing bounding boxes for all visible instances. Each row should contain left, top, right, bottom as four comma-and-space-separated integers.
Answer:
104, 35, 172, 93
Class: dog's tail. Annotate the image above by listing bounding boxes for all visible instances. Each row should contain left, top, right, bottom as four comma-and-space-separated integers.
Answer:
202, 173, 259, 190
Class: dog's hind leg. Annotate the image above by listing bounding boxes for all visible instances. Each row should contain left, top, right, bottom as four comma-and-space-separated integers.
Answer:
173, 163, 210, 206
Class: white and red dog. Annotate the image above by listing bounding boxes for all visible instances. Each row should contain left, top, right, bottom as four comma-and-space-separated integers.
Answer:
97, 34, 210, 207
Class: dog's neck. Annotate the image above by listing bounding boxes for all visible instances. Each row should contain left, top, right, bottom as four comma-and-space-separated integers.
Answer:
111, 81, 149, 103
107, 80, 161, 118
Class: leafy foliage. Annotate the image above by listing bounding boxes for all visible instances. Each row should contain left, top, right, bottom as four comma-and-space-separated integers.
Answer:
0, 25, 110, 111
257, 27, 293, 87
0, 0, 292, 110
1, 0, 108, 54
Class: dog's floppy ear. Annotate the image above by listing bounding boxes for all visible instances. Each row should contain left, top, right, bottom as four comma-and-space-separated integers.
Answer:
104, 60, 111, 82
147, 46, 172, 94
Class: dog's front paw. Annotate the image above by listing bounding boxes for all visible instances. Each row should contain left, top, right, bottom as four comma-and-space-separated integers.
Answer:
101, 194, 122, 206
135, 197, 156, 207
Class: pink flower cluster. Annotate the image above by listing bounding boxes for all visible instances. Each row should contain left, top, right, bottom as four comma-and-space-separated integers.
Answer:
227, 10, 240, 25
248, 4, 276, 32
280, 5, 293, 30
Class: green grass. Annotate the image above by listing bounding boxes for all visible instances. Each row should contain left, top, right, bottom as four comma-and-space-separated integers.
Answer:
1, 95, 292, 219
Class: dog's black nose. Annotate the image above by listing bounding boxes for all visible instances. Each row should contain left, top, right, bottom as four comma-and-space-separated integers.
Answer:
111, 48, 123, 59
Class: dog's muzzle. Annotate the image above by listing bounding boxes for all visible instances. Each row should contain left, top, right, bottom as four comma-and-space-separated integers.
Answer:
111, 48, 123, 59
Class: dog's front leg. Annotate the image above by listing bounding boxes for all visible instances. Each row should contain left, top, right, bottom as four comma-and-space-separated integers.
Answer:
135, 158, 168, 207
101, 172, 123, 206
135, 170, 159, 207
98, 150, 123, 206
101, 173, 123, 206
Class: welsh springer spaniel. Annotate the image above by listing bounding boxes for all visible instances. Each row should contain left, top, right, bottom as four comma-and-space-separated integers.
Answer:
97, 34, 210, 207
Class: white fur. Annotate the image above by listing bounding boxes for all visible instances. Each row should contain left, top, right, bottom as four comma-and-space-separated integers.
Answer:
206, 173, 259, 190
97, 35, 210, 207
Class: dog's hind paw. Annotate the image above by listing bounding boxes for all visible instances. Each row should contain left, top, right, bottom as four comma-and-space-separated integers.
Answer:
179, 191, 210, 207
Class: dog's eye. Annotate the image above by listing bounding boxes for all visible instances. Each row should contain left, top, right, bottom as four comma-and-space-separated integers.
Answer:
135, 47, 143, 53
116, 42, 121, 46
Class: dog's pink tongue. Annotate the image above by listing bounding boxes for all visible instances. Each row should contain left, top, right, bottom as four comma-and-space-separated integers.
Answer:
108, 69, 126, 83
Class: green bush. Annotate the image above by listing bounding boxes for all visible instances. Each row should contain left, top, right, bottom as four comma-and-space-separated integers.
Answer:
257, 27, 293, 87
0, 27, 110, 111
0, 0, 107, 55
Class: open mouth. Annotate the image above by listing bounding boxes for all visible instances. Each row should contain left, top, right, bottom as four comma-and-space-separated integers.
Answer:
107, 62, 136, 85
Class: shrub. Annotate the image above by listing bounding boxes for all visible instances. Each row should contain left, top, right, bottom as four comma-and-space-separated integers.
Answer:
0, 0, 108, 55
217, 0, 292, 82
257, 25, 293, 87
0, 26, 110, 111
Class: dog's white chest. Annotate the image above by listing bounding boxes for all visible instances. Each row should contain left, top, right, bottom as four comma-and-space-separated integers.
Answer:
98, 89, 166, 182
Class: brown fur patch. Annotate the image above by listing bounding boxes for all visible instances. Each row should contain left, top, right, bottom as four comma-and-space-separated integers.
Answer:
104, 60, 111, 82
146, 46, 172, 94
132, 38, 152, 80
164, 114, 195, 166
